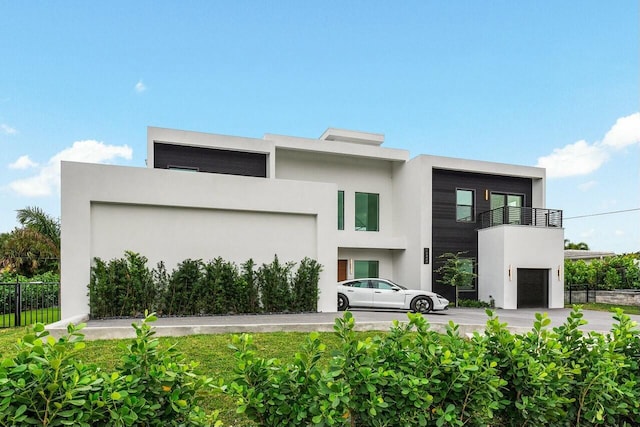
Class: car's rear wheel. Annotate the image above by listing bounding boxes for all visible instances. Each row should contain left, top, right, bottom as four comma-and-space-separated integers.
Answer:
337, 294, 349, 311
411, 296, 433, 313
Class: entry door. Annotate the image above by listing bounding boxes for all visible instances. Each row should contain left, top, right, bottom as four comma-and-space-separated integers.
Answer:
517, 269, 549, 308
337, 260, 348, 282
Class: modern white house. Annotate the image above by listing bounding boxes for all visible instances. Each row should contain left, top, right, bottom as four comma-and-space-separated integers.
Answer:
60, 126, 564, 320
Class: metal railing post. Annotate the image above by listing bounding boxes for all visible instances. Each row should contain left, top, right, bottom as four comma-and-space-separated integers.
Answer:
14, 279, 21, 327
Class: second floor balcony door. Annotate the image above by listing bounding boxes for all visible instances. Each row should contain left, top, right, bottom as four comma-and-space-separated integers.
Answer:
490, 193, 524, 225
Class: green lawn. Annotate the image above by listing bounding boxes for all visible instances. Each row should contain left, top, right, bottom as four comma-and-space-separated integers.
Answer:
566, 302, 640, 315
0, 307, 60, 327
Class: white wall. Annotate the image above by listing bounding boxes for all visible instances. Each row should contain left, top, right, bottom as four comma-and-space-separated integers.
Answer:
478, 225, 565, 309
61, 161, 337, 320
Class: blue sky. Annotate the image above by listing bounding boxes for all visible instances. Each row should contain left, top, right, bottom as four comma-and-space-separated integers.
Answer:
1, 1, 638, 253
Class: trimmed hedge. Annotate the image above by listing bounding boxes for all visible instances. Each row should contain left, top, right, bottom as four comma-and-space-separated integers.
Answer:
88, 252, 322, 319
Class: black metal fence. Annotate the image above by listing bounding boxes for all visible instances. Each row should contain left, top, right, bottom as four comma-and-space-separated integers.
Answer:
565, 284, 597, 305
0, 281, 60, 328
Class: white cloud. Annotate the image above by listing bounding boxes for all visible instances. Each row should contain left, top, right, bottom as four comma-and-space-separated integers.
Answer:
8, 140, 132, 197
9, 155, 38, 170
536, 140, 608, 178
135, 80, 147, 93
614, 230, 625, 237
580, 228, 595, 239
602, 112, 640, 149
1, 124, 17, 135
537, 112, 640, 179
578, 180, 597, 192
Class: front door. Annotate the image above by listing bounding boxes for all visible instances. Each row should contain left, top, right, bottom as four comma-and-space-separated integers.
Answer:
517, 268, 549, 308
337, 260, 348, 281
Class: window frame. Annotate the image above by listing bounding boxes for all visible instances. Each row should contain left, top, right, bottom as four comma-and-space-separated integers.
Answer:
455, 188, 475, 223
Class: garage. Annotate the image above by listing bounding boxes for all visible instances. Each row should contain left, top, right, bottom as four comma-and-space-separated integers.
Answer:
517, 268, 549, 308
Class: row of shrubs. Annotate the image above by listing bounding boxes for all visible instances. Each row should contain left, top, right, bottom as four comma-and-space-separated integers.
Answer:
227, 308, 640, 426
88, 251, 322, 319
3, 308, 640, 426
564, 254, 640, 290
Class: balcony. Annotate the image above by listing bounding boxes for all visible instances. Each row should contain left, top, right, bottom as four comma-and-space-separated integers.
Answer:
478, 206, 563, 229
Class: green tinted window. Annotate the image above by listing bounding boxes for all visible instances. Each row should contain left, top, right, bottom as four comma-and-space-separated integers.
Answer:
338, 191, 344, 230
355, 192, 379, 231
354, 260, 379, 279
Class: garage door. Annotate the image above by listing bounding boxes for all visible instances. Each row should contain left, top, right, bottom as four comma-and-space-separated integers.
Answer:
517, 268, 549, 308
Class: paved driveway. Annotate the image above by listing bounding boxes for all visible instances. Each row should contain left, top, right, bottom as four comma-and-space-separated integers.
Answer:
52, 307, 640, 340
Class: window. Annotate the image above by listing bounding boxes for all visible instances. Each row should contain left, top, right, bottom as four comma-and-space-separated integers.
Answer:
458, 258, 475, 290
338, 191, 344, 230
355, 192, 379, 231
354, 261, 379, 279
491, 193, 524, 225
456, 189, 474, 222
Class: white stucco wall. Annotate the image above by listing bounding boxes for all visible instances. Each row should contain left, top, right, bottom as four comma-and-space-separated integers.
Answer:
61, 161, 337, 320
478, 225, 564, 309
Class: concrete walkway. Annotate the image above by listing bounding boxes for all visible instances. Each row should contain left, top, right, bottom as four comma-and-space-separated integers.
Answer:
48, 307, 640, 340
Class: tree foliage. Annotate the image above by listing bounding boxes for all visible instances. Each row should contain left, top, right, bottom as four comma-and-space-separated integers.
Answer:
0, 206, 60, 276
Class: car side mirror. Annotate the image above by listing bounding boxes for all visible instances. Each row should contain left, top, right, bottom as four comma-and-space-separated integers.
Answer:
392, 288, 400, 292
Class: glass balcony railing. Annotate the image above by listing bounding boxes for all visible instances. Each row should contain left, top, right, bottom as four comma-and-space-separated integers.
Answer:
478, 206, 563, 229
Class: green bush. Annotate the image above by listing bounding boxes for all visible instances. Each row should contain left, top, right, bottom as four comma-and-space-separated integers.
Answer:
257, 255, 294, 313
565, 254, 640, 290
0, 313, 221, 426
89, 252, 322, 318
225, 308, 640, 427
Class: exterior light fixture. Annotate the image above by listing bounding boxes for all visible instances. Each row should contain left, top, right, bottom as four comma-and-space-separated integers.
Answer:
508, 265, 512, 281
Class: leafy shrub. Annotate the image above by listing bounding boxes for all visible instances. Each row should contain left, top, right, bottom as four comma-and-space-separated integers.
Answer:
457, 298, 491, 308
291, 257, 323, 312
163, 259, 203, 316
225, 308, 640, 427
0, 313, 222, 427
565, 254, 640, 290
89, 252, 322, 318
257, 255, 294, 313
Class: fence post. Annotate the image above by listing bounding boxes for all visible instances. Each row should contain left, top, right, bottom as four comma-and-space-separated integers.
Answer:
14, 279, 21, 327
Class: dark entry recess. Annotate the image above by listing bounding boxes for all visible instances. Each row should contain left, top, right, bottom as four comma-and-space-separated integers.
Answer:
517, 268, 549, 308
154, 142, 267, 178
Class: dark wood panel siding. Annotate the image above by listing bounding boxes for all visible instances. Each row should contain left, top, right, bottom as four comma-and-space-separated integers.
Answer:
431, 169, 532, 301
154, 142, 267, 178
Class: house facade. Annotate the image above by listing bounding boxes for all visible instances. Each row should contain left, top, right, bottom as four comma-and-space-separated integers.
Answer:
60, 126, 564, 320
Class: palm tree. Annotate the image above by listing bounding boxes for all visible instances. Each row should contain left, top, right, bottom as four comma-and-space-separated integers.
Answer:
0, 207, 60, 275
16, 206, 60, 248
564, 239, 590, 250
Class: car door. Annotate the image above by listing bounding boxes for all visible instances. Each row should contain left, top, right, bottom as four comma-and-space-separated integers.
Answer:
342, 280, 374, 307
371, 280, 406, 308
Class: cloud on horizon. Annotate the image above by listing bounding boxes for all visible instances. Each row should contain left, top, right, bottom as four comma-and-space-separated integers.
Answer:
537, 112, 640, 178
7, 140, 132, 197
9, 155, 38, 170
1, 124, 17, 135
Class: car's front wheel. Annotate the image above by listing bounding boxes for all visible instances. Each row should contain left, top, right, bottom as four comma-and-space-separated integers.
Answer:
411, 296, 433, 313
337, 294, 349, 311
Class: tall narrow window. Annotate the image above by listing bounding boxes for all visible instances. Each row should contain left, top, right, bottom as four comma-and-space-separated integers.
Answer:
338, 191, 344, 230
456, 189, 474, 222
355, 192, 379, 231
354, 260, 379, 279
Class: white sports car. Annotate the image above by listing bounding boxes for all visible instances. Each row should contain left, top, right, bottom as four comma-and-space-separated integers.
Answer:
337, 278, 449, 313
